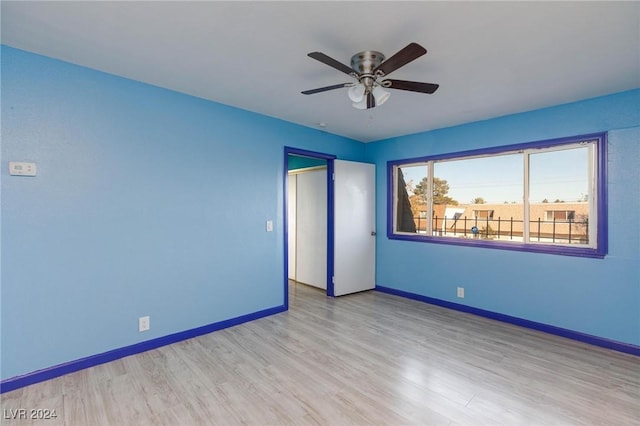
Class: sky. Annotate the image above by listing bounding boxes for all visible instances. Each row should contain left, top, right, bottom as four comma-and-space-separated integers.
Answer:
401, 145, 590, 204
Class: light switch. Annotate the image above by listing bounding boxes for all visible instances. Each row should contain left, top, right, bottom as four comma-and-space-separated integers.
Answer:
9, 162, 37, 176
266, 220, 273, 232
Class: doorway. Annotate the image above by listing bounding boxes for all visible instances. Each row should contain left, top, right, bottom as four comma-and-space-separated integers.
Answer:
288, 158, 327, 289
284, 147, 377, 308
284, 148, 336, 308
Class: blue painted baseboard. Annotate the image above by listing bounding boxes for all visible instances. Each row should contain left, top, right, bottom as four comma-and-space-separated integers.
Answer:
375, 285, 640, 357
5, 289, 637, 394
1, 305, 287, 394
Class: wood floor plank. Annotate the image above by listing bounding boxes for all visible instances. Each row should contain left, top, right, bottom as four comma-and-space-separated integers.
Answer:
2, 281, 639, 425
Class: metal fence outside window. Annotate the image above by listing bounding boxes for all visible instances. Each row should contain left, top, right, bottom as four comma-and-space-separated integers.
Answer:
414, 215, 589, 244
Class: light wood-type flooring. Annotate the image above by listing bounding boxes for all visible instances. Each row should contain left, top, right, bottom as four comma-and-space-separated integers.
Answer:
2, 281, 639, 425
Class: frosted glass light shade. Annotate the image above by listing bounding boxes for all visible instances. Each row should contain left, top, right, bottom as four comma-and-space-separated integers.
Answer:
348, 83, 365, 102
352, 97, 368, 109
372, 85, 390, 106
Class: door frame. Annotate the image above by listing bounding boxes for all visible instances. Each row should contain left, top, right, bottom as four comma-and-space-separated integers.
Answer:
284, 147, 336, 309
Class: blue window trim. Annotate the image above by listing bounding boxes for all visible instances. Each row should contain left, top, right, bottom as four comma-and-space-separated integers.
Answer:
386, 132, 608, 258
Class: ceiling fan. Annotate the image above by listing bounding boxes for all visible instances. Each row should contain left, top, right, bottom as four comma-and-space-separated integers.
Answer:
301, 42, 439, 109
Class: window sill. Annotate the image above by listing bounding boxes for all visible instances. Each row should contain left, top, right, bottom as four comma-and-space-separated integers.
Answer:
387, 233, 606, 259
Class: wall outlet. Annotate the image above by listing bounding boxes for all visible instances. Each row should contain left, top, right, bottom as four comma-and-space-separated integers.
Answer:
457, 287, 465, 298
138, 316, 150, 332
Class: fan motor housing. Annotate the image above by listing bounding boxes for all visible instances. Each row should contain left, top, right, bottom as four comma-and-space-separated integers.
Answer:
351, 51, 385, 74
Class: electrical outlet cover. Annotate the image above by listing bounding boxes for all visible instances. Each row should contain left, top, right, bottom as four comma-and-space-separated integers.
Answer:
138, 316, 150, 332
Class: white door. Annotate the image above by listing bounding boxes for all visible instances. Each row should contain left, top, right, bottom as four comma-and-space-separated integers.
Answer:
333, 160, 376, 296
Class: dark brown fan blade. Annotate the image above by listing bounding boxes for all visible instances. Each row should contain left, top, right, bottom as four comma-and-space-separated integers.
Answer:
366, 92, 375, 109
373, 43, 427, 76
301, 83, 351, 95
384, 79, 439, 94
308, 52, 355, 75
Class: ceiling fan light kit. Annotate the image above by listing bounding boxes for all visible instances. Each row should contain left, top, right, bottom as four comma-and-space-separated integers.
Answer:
348, 83, 365, 102
372, 85, 391, 106
302, 42, 439, 110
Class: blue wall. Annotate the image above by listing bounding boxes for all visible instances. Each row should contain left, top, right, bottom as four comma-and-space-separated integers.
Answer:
0, 46, 365, 380
2, 45, 639, 382
365, 89, 640, 346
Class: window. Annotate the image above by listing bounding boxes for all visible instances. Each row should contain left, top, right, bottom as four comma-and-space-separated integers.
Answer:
474, 210, 495, 220
545, 210, 575, 222
388, 133, 607, 258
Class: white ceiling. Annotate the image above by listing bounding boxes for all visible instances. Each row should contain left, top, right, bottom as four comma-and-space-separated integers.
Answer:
2, 1, 639, 143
